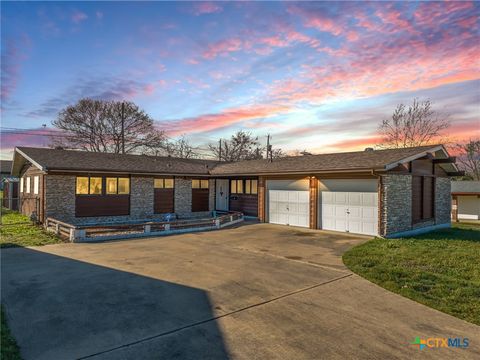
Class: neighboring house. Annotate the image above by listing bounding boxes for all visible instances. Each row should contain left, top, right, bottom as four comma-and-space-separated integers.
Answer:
451, 181, 480, 221
2, 177, 19, 210
0, 160, 13, 190
11, 145, 460, 237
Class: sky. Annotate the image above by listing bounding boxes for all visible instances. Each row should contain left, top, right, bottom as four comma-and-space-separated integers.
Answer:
1, 1, 479, 160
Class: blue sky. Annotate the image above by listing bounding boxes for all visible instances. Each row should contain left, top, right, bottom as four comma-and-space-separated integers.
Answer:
1, 1, 479, 159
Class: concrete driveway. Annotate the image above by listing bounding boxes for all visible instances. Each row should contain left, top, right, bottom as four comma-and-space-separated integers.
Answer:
2, 223, 479, 359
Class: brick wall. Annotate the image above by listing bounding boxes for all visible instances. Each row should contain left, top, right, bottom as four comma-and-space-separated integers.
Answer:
435, 177, 451, 225
380, 174, 412, 236
44, 175, 214, 224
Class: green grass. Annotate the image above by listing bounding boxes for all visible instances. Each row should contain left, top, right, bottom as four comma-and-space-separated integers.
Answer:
0, 208, 63, 248
1, 305, 22, 360
343, 223, 480, 325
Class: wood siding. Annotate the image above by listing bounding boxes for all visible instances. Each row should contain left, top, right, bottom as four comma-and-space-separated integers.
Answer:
154, 188, 174, 213
192, 188, 209, 212
423, 177, 434, 219
19, 165, 45, 221
412, 176, 423, 223
229, 194, 258, 216
76, 195, 130, 217
258, 176, 266, 222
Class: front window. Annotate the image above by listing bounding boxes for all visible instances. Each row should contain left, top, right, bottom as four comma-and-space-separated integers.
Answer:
89, 177, 102, 195
192, 179, 209, 189
154, 178, 174, 189
106, 178, 118, 194
26, 177, 31, 193
76, 177, 89, 194
33, 176, 39, 195
20, 177, 24, 193
118, 178, 130, 194
231, 179, 257, 194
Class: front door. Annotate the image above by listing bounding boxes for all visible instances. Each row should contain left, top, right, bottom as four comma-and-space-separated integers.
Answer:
215, 179, 229, 211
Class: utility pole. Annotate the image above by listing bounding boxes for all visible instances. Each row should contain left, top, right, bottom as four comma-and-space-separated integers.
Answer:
266, 134, 272, 162
218, 139, 222, 161
121, 101, 125, 154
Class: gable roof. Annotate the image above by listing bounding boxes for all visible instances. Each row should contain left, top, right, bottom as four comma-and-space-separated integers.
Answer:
210, 145, 449, 175
12, 144, 453, 177
13, 147, 218, 176
0, 160, 12, 174
451, 181, 480, 194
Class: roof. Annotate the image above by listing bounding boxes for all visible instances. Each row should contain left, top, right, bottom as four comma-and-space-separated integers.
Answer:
12, 145, 453, 177
451, 181, 480, 194
0, 160, 12, 174
13, 147, 218, 176
210, 145, 448, 175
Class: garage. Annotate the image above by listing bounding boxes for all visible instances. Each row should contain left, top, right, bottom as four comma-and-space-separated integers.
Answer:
321, 191, 378, 236
268, 190, 309, 227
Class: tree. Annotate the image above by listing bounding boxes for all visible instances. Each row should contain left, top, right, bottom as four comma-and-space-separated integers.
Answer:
453, 139, 480, 180
165, 135, 197, 159
377, 99, 450, 149
209, 131, 265, 161
52, 98, 168, 154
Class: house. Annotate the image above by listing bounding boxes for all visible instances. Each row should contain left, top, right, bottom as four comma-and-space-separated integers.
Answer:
0, 160, 13, 190
11, 144, 460, 237
2, 177, 19, 211
451, 181, 480, 221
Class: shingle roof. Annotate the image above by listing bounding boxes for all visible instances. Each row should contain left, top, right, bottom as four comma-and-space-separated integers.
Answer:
0, 160, 12, 174
14, 145, 446, 176
210, 145, 444, 175
15, 147, 218, 175
451, 181, 480, 194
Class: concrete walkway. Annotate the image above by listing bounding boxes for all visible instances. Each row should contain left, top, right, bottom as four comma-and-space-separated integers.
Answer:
1, 223, 479, 359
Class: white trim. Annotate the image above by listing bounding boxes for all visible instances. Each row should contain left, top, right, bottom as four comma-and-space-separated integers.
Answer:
20, 177, 24, 193
15, 148, 46, 172
384, 145, 446, 171
25, 177, 31, 193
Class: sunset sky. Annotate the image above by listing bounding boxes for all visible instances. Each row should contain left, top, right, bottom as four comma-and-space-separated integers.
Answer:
1, 1, 479, 159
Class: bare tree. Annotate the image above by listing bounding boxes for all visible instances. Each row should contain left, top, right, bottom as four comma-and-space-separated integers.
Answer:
377, 99, 450, 149
165, 135, 197, 159
453, 139, 480, 180
52, 98, 168, 154
271, 148, 287, 159
209, 131, 265, 161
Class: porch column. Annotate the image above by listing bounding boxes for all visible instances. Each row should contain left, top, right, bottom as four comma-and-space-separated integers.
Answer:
309, 176, 318, 229
258, 176, 266, 222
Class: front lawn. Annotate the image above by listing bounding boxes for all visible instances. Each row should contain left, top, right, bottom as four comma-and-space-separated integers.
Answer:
0, 208, 63, 248
343, 223, 480, 325
1, 305, 22, 360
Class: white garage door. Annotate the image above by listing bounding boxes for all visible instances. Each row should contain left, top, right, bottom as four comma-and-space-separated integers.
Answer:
322, 192, 378, 236
269, 190, 309, 228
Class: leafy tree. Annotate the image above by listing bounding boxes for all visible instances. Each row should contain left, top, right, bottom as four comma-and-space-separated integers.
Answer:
52, 98, 168, 154
377, 99, 450, 148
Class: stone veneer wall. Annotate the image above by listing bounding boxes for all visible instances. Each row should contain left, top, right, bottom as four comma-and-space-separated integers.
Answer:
174, 177, 215, 218
435, 177, 451, 225
380, 174, 412, 236
45, 175, 214, 224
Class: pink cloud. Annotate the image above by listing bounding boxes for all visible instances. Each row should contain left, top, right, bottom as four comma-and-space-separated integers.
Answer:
161, 105, 289, 136
203, 38, 243, 59
1, 35, 30, 104
192, 2, 223, 16
71, 10, 88, 24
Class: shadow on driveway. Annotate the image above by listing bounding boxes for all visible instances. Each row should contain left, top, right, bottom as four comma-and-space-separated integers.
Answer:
1, 246, 229, 360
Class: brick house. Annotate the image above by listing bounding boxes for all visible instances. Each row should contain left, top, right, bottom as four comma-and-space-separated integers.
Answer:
11, 145, 460, 237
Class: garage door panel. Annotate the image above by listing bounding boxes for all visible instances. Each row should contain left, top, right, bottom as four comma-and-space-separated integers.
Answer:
348, 193, 362, 206
321, 191, 378, 236
268, 190, 309, 228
